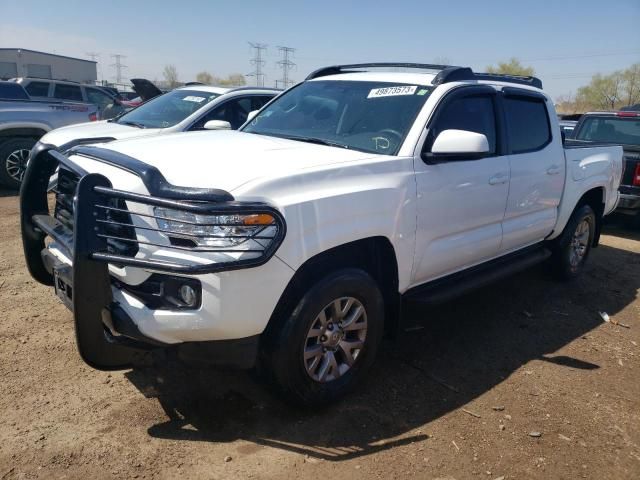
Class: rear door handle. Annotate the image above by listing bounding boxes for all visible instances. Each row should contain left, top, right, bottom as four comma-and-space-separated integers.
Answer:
488, 173, 508, 185
546, 165, 561, 175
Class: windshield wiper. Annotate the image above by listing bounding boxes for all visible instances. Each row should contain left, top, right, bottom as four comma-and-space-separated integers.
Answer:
119, 120, 146, 129
277, 134, 350, 149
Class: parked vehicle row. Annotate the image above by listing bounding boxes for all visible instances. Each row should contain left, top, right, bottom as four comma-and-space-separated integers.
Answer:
0, 81, 279, 188
39, 84, 279, 149
20, 62, 623, 406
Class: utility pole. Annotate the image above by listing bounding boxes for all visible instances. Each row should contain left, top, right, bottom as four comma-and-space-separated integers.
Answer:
86, 52, 100, 84
247, 42, 267, 87
276, 46, 296, 89
110, 54, 128, 84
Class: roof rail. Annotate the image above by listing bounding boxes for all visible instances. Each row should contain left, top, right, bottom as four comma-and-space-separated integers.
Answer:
306, 63, 453, 80
306, 63, 543, 89
433, 68, 543, 89
228, 86, 283, 92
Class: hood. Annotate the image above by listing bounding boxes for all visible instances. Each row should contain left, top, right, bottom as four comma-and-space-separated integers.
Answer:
94, 130, 381, 192
130, 78, 163, 101
41, 120, 161, 148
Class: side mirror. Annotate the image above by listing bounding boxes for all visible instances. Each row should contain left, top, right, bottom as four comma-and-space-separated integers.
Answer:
247, 110, 259, 122
203, 120, 232, 131
431, 129, 489, 156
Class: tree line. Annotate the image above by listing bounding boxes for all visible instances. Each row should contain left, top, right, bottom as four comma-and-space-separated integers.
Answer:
556, 64, 640, 113
483, 58, 640, 114
160, 59, 640, 113
161, 64, 246, 88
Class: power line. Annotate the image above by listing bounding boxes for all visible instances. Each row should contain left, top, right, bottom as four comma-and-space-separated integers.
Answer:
276, 46, 296, 89
522, 51, 640, 63
110, 54, 128, 84
247, 42, 267, 87
86, 52, 101, 83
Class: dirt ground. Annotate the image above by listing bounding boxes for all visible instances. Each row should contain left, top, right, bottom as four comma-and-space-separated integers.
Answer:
0, 189, 638, 480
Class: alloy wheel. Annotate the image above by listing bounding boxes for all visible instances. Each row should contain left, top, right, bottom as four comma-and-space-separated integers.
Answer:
5, 148, 31, 183
569, 218, 590, 267
303, 297, 368, 383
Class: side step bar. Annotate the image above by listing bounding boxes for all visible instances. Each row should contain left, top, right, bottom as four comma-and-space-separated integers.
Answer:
403, 246, 551, 306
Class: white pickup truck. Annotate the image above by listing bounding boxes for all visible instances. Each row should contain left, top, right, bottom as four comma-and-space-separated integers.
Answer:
21, 63, 623, 406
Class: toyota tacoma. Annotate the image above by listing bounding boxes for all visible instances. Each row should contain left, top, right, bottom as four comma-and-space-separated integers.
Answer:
21, 63, 623, 406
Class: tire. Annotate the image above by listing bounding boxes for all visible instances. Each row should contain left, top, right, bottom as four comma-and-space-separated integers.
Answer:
550, 204, 596, 281
0, 138, 37, 189
262, 268, 384, 407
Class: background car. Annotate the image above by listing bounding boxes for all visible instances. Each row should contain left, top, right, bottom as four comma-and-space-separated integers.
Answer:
559, 119, 578, 138
0, 81, 98, 188
38, 84, 280, 153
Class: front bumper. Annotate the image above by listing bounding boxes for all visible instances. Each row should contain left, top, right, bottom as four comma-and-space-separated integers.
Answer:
20, 143, 287, 370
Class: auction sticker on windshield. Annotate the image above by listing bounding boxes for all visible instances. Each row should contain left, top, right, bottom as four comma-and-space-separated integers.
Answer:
367, 85, 418, 98
183, 96, 206, 103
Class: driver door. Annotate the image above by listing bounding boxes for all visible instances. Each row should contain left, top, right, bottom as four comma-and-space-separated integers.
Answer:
412, 86, 510, 286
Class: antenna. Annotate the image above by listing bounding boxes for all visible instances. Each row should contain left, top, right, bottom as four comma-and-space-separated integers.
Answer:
110, 54, 128, 84
247, 42, 267, 87
276, 46, 296, 89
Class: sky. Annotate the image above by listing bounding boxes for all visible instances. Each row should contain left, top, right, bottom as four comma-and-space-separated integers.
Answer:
1, 0, 639, 99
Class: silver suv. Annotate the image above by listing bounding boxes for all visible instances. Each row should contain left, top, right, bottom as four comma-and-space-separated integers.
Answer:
11, 77, 117, 115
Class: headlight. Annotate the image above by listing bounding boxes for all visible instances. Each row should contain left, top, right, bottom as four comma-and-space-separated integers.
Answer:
154, 207, 277, 249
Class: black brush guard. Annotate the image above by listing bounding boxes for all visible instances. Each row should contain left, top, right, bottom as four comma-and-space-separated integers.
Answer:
20, 143, 285, 370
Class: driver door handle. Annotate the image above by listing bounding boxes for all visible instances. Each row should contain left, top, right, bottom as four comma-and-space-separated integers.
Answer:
488, 173, 509, 185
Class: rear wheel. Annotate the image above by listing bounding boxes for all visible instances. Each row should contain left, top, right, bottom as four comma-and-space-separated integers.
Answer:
263, 268, 384, 407
0, 138, 37, 189
551, 204, 596, 280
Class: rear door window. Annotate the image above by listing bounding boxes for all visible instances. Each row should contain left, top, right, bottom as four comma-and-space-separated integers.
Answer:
504, 96, 551, 153
574, 117, 640, 146
53, 83, 83, 102
25, 81, 50, 97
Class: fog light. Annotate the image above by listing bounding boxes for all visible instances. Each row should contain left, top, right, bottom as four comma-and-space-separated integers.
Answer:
179, 284, 197, 307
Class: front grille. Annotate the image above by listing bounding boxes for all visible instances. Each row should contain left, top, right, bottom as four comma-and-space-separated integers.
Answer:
101, 198, 138, 257
54, 167, 138, 257
54, 167, 79, 232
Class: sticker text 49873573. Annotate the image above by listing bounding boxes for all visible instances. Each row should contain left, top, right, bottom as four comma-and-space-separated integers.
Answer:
367, 85, 418, 99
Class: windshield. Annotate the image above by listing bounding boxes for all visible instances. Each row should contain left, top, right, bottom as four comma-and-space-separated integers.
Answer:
117, 89, 220, 128
242, 80, 433, 155
575, 116, 640, 146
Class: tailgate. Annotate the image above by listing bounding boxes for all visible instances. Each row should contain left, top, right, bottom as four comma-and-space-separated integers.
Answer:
620, 149, 640, 191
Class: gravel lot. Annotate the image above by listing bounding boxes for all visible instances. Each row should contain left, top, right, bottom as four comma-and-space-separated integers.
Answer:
1, 189, 638, 480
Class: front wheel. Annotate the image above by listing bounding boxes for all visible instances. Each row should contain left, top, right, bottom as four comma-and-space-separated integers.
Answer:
263, 268, 384, 407
550, 204, 596, 280
0, 138, 37, 189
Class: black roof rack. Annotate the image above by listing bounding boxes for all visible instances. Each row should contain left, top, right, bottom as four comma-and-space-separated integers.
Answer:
227, 86, 283, 92
306, 63, 452, 80
306, 63, 543, 89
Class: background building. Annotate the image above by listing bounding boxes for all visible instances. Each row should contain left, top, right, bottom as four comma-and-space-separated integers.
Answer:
0, 48, 97, 83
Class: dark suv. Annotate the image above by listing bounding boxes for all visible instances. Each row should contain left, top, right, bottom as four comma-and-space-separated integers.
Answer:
573, 111, 640, 222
